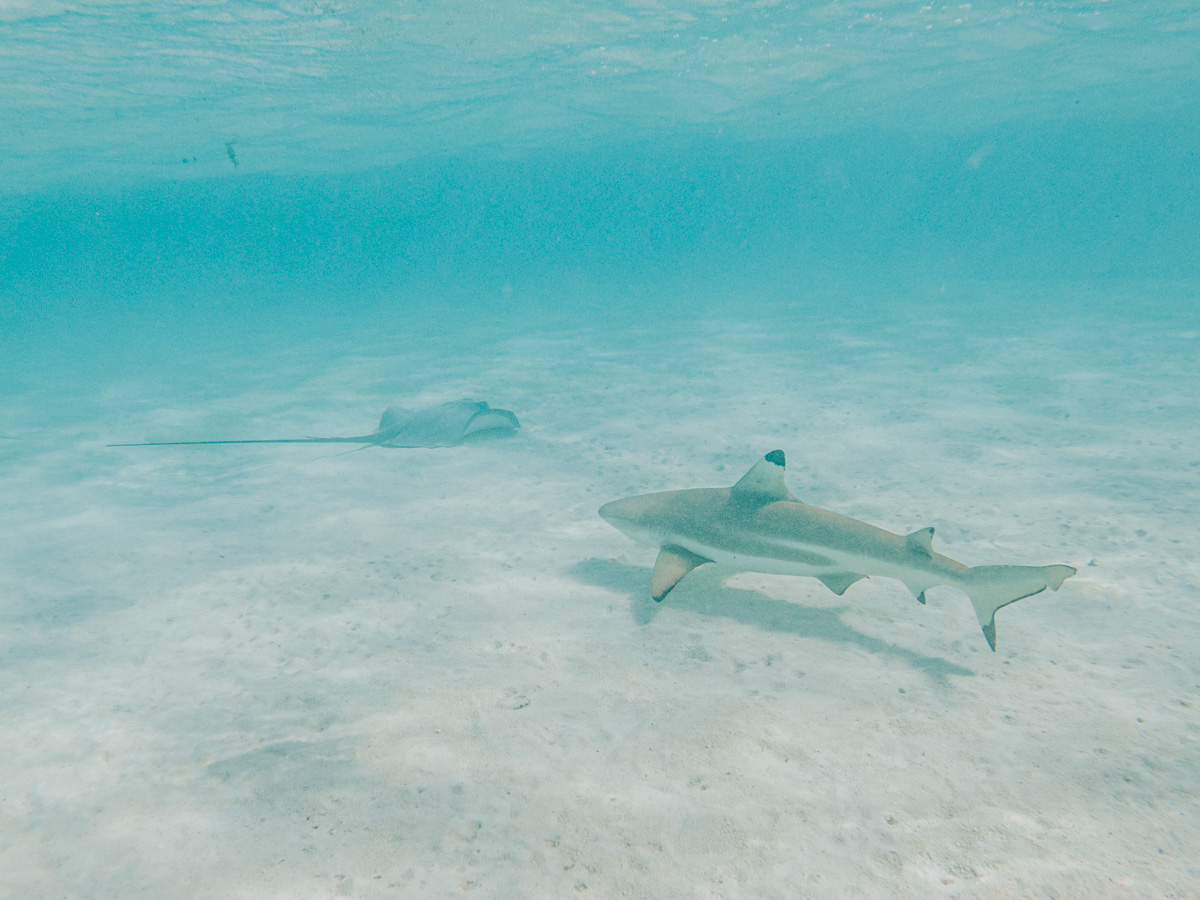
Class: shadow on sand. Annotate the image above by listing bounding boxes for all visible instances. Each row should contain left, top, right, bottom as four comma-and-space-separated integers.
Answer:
571, 557, 973, 684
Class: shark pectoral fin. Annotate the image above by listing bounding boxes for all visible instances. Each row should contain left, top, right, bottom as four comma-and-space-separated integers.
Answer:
731, 450, 794, 502
905, 527, 935, 557
817, 573, 863, 596
651, 546, 711, 602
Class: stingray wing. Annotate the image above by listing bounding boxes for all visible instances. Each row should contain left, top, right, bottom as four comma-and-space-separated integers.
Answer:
378, 400, 519, 447
461, 405, 520, 438
376, 407, 414, 431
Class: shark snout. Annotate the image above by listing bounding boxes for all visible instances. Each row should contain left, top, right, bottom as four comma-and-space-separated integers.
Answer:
598, 498, 633, 528
598, 497, 657, 546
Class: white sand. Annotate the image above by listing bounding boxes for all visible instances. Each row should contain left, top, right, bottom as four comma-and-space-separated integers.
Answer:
1, 282, 1197, 898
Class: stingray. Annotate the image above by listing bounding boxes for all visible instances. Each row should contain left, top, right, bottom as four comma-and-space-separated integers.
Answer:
109, 399, 520, 449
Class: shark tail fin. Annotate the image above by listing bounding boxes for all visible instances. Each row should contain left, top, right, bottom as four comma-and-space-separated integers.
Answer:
963, 564, 1076, 651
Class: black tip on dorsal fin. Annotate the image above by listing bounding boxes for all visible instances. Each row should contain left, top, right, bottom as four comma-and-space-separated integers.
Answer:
905, 527, 935, 557
731, 450, 792, 502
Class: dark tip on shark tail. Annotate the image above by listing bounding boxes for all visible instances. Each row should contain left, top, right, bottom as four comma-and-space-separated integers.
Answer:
765, 450, 785, 467
982, 619, 997, 652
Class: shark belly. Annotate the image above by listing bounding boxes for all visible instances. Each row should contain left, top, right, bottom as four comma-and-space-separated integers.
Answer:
673, 534, 952, 596
671, 531, 837, 577
688, 541, 831, 576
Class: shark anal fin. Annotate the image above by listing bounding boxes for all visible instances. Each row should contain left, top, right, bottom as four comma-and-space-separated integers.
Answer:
817, 573, 864, 596
651, 545, 711, 602
731, 451, 793, 503
905, 527, 935, 557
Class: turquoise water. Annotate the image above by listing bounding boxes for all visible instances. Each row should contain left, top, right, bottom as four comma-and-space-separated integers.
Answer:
2, 3, 1199, 897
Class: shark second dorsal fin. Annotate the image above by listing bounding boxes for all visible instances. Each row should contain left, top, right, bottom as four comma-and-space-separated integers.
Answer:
905, 527, 935, 557
818, 573, 864, 596
731, 450, 791, 502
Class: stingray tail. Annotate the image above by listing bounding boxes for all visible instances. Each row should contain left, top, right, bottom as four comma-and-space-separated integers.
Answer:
962, 564, 1076, 651
107, 434, 382, 448
302, 433, 383, 444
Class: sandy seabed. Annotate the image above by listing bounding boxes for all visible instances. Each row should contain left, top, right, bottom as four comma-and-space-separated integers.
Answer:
2, 281, 1197, 899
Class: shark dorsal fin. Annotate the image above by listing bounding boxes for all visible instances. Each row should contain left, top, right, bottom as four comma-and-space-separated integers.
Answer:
731, 450, 791, 502
905, 527, 935, 557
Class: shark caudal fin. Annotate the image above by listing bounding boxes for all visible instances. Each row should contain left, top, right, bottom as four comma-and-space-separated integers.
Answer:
963, 564, 1076, 651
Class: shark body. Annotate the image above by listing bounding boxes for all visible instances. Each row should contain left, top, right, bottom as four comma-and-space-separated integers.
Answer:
599, 450, 1075, 651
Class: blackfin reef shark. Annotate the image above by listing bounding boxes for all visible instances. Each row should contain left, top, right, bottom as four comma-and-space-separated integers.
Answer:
600, 450, 1076, 651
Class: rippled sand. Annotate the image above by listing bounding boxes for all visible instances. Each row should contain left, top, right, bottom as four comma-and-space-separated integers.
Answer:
1, 282, 1196, 898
